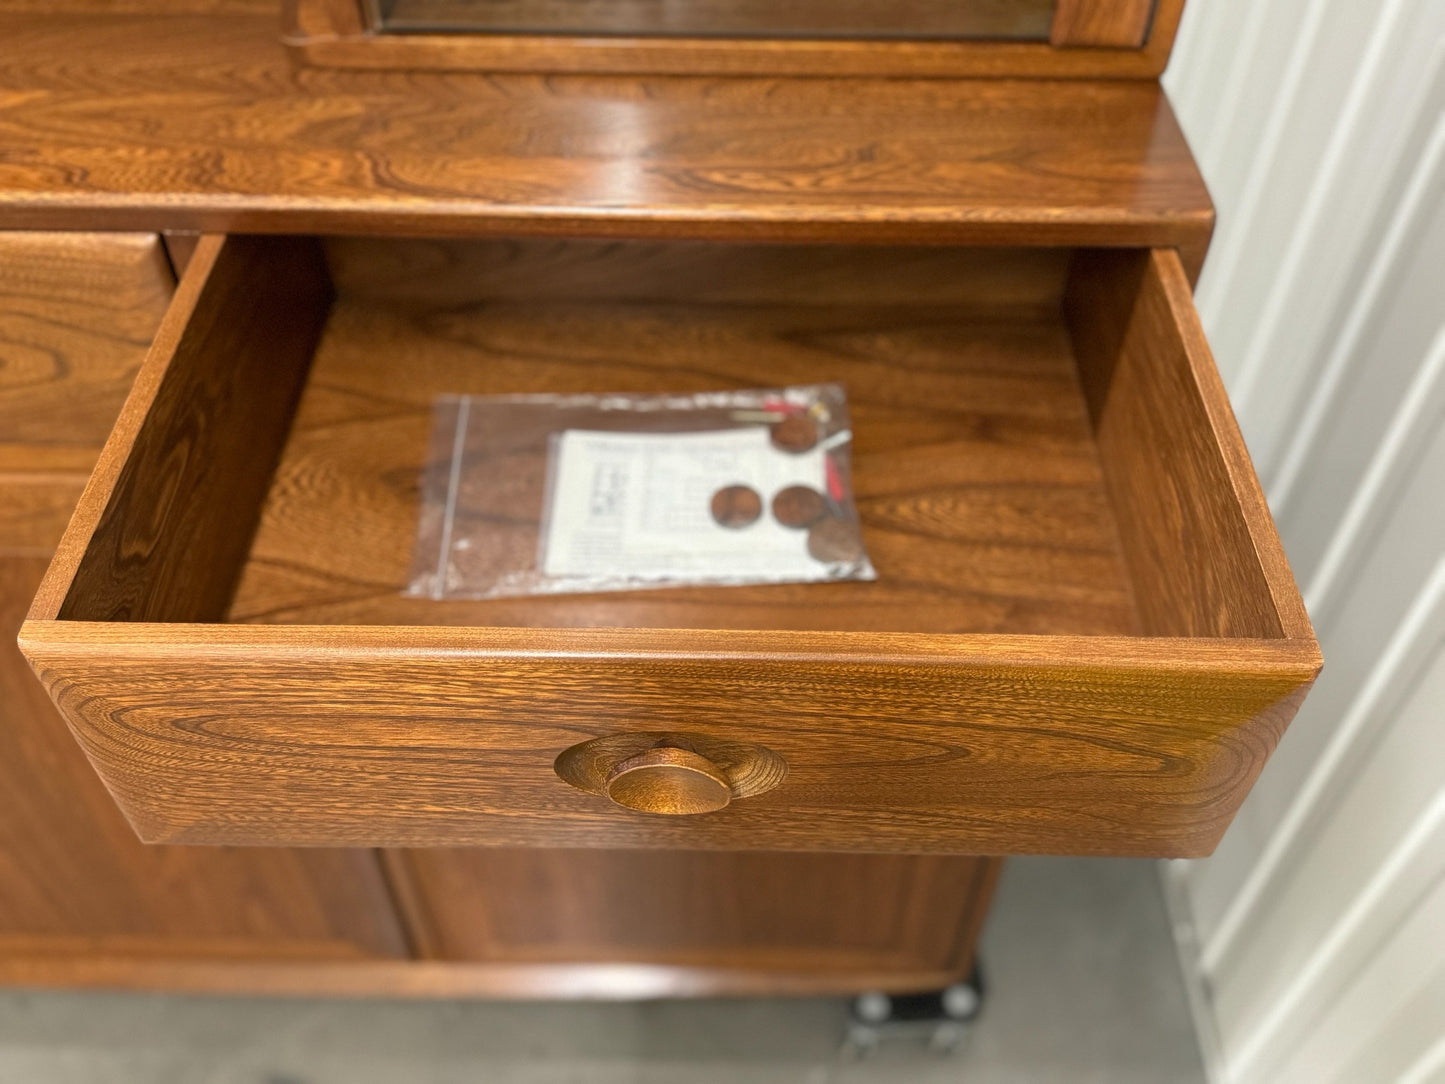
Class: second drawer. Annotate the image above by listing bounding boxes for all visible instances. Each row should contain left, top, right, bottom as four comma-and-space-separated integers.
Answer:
20, 234, 1319, 856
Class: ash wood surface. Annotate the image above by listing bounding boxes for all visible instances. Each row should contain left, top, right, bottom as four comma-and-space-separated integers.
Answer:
387, 848, 999, 978
0, 558, 409, 959
292, 0, 1184, 77
1065, 249, 1314, 641
0, 229, 174, 600
1049, 0, 1155, 48
50, 235, 329, 624
0, 13, 1209, 255
232, 242, 1135, 636
19, 621, 1319, 854
325, 237, 1075, 311
0, 476, 88, 557
0, 232, 172, 476
5, 0, 275, 9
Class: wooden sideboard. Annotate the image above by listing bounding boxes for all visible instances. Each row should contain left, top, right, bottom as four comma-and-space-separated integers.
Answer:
0, 1, 1319, 999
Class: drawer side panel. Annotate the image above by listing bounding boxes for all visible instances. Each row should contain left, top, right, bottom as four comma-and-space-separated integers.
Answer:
31, 235, 330, 624
1065, 248, 1312, 642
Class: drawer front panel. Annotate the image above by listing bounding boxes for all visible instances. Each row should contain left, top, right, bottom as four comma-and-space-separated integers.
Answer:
21, 623, 1314, 856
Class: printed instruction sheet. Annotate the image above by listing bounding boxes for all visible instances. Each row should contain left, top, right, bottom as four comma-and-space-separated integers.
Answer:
540, 427, 837, 581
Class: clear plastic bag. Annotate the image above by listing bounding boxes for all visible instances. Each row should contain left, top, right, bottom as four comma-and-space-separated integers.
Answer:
406, 383, 875, 599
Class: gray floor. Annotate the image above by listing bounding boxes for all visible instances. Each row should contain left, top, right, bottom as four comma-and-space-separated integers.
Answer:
0, 858, 1206, 1083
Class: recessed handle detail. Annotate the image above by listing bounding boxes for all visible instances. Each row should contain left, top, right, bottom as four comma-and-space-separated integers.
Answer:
605, 746, 733, 815
555, 732, 787, 816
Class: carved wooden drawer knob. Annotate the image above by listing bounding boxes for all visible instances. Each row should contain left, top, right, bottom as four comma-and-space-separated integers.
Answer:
605, 746, 733, 815
555, 733, 787, 816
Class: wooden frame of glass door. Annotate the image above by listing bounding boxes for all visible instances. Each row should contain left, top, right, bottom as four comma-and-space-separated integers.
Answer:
283, 0, 1182, 77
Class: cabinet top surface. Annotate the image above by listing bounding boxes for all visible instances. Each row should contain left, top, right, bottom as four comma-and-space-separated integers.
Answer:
0, 12, 1211, 246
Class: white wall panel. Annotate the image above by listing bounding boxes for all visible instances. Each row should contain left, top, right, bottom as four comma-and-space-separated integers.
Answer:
1277, 875, 1445, 1084
1278, 142, 1445, 585
1260, 45, 1445, 512
1163, 2, 1445, 1081
1214, 362, 1445, 937
1200, 558, 1445, 975
1193, 0, 1390, 394
1217, 643, 1445, 1072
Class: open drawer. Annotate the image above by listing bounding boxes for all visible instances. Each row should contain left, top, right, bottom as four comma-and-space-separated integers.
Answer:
19, 234, 1319, 856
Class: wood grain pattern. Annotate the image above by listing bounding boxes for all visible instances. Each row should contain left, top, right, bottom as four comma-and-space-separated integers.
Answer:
3, 0, 275, 10
231, 243, 1135, 636
1150, 248, 1315, 643
1065, 248, 1314, 641
20, 236, 1317, 856
0, 475, 88, 556
0, 558, 409, 960
296, 0, 368, 35
387, 848, 998, 978
0, 231, 172, 475
1049, 0, 1155, 48
290, 0, 1184, 77
0, 13, 1210, 255
48, 234, 329, 624
325, 237, 1074, 311
19, 621, 1318, 854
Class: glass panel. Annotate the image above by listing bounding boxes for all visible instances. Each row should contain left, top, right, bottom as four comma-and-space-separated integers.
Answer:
377, 0, 1056, 41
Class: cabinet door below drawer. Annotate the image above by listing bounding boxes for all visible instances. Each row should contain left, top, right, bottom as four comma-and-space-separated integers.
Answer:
0, 559, 409, 981
385, 848, 1000, 995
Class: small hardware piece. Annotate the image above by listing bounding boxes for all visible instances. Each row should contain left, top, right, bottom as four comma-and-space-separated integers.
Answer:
555, 733, 789, 815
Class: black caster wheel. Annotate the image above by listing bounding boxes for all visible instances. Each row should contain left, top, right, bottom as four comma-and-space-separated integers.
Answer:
842, 963, 985, 1057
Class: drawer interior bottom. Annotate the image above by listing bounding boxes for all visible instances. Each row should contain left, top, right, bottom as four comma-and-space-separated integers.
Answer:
48, 234, 1297, 645
227, 241, 1136, 636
